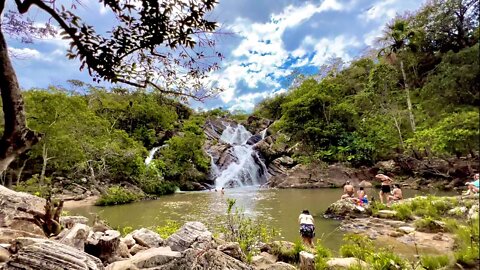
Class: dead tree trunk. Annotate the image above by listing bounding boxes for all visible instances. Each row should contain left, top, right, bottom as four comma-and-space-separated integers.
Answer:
400, 60, 416, 133
0, 26, 41, 175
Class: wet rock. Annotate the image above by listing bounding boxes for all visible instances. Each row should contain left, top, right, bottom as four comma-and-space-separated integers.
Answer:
326, 257, 368, 269
218, 242, 247, 262
57, 223, 91, 250
0, 247, 10, 263
128, 228, 164, 248
247, 134, 263, 145
60, 216, 89, 229
299, 251, 315, 270
2, 239, 104, 270
166, 222, 212, 252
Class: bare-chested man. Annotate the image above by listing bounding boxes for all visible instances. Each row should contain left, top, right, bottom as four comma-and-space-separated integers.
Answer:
341, 181, 355, 199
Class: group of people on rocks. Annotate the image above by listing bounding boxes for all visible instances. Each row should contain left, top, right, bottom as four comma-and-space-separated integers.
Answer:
339, 174, 403, 206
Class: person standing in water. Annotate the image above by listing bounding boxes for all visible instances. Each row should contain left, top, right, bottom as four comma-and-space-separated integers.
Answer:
376, 174, 392, 204
298, 209, 315, 248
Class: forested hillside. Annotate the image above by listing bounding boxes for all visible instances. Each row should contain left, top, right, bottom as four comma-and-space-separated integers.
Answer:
0, 83, 212, 201
254, 0, 479, 166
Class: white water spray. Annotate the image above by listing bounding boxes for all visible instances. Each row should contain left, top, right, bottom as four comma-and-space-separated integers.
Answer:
145, 145, 167, 165
214, 124, 268, 188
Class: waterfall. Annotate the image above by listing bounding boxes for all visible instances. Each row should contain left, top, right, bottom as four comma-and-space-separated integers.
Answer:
145, 145, 167, 165
260, 128, 268, 140
214, 124, 268, 188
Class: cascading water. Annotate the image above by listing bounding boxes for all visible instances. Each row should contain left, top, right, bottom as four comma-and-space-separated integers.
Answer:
145, 145, 167, 165
214, 124, 268, 188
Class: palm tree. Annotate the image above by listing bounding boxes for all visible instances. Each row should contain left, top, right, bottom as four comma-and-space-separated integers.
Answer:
378, 18, 419, 132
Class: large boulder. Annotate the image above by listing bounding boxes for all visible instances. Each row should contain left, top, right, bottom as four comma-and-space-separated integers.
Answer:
108, 247, 181, 269
326, 258, 368, 269
0, 247, 10, 263
2, 239, 104, 270
166, 222, 212, 252
188, 248, 252, 270
324, 199, 370, 219
127, 228, 164, 248
0, 228, 46, 245
0, 186, 45, 236
263, 262, 296, 270
57, 223, 91, 250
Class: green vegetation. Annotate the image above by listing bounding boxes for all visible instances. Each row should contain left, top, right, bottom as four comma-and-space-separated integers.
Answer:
215, 198, 279, 261
419, 254, 451, 270
271, 240, 305, 263
453, 217, 479, 267
155, 220, 181, 239
95, 186, 143, 206
314, 241, 331, 270
253, 0, 479, 165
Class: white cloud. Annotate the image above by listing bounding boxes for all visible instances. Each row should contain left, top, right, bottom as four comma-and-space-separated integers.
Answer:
213, 0, 347, 105
359, 0, 398, 22
9, 47, 42, 59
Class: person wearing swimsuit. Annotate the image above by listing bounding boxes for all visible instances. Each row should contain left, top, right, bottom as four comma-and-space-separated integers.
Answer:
376, 174, 392, 204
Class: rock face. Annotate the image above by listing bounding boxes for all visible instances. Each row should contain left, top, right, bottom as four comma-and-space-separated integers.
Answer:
324, 199, 370, 219
0, 186, 46, 236
85, 230, 121, 263
326, 258, 368, 269
2, 239, 104, 270
166, 222, 212, 252
57, 223, 91, 250
128, 228, 164, 248
0, 228, 46, 245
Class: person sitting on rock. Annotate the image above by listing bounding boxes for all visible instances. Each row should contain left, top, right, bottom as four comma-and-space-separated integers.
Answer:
357, 187, 368, 205
298, 209, 315, 248
376, 174, 392, 204
465, 173, 479, 195
387, 184, 403, 205
341, 181, 355, 200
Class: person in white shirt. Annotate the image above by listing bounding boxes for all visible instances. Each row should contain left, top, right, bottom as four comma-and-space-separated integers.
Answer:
298, 209, 315, 247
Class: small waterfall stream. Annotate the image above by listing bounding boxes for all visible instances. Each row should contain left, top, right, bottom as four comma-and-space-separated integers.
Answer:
213, 124, 268, 188
145, 145, 167, 165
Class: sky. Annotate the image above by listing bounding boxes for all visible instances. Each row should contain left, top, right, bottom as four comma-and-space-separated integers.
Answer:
5, 0, 426, 112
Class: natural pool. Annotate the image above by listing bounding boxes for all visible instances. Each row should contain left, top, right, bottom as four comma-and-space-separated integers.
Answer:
67, 187, 457, 252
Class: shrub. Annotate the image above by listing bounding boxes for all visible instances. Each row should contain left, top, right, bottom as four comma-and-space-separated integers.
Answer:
453, 217, 479, 267
155, 220, 181, 239
14, 175, 52, 198
392, 203, 413, 221
414, 216, 445, 233
95, 186, 142, 206
369, 250, 408, 270
121, 226, 134, 236
215, 199, 279, 259
272, 240, 305, 263
315, 241, 332, 270
339, 234, 374, 261
420, 254, 451, 270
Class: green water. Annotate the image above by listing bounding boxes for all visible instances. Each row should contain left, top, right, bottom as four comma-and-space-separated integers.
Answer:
66, 187, 457, 252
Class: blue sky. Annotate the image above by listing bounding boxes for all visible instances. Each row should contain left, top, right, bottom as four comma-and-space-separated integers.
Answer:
6, 0, 425, 112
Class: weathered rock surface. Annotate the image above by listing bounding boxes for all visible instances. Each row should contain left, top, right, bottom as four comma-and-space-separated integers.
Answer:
299, 251, 315, 270
326, 258, 368, 269
251, 252, 278, 269
57, 223, 91, 250
85, 230, 121, 263
166, 222, 212, 252
0, 186, 45, 235
324, 199, 370, 219
0, 228, 46, 245
2, 239, 104, 270
263, 262, 296, 270
128, 228, 164, 248
376, 210, 397, 219
218, 242, 247, 262
0, 247, 10, 263
129, 244, 148, 256
114, 247, 181, 269
60, 216, 90, 229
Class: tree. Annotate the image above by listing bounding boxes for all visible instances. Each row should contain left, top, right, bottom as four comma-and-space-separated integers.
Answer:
0, 0, 222, 173
378, 18, 419, 133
